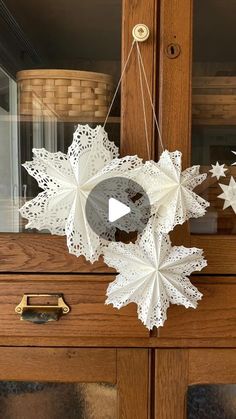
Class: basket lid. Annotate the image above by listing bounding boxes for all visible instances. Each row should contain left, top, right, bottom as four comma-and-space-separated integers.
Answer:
16, 69, 113, 83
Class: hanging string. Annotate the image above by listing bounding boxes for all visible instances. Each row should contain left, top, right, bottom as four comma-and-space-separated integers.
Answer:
136, 42, 151, 160
136, 41, 165, 153
103, 37, 165, 154
103, 39, 136, 129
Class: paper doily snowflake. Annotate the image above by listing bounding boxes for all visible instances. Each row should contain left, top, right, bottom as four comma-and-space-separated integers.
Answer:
20, 124, 143, 262
137, 150, 209, 233
209, 162, 227, 180
104, 220, 206, 329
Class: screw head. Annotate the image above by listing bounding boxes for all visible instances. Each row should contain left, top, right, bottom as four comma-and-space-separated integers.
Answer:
15, 307, 22, 313
63, 307, 69, 313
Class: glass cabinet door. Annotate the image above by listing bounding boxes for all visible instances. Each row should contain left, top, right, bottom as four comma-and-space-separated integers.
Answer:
0, 69, 18, 232
187, 384, 236, 419
0, 0, 157, 272
0, 381, 117, 419
159, 0, 236, 273
0, 0, 121, 234
0, 347, 149, 419
155, 349, 236, 419
191, 0, 236, 236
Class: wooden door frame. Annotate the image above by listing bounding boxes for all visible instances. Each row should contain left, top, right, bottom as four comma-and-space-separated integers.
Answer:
0, 0, 158, 274
155, 348, 236, 418
0, 347, 150, 419
159, 0, 236, 273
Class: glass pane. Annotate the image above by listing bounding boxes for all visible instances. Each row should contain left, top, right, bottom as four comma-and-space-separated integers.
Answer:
0, 381, 117, 419
187, 384, 236, 419
0, 0, 121, 232
191, 0, 236, 234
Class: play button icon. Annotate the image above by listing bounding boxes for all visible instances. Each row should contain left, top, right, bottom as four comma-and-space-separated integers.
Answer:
85, 176, 150, 241
108, 198, 130, 222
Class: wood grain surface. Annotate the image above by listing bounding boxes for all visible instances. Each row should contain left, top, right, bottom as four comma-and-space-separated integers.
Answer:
191, 235, 236, 274
155, 349, 189, 419
159, 276, 236, 339
0, 234, 113, 273
117, 349, 149, 419
189, 349, 236, 384
159, 0, 192, 166
121, 0, 157, 159
0, 347, 116, 383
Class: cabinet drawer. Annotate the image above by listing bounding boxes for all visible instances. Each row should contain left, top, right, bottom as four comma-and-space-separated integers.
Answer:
159, 277, 236, 339
0, 275, 148, 341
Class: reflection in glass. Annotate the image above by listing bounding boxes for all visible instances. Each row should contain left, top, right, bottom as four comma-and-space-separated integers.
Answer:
0, 0, 121, 232
0, 69, 18, 232
191, 0, 236, 234
0, 381, 117, 419
187, 384, 236, 419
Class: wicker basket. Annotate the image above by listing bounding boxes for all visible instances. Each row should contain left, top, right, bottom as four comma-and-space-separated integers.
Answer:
16, 69, 113, 119
192, 76, 236, 123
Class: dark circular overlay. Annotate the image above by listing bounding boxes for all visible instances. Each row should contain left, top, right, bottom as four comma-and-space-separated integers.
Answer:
85, 176, 151, 241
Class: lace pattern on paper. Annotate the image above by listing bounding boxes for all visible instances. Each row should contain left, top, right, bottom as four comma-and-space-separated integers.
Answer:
104, 220, 206, 329
138, 150, 209, 234
20, 125, 143, 262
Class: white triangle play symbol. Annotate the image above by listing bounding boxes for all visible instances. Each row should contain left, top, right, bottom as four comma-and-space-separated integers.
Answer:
108, 197, 130, 222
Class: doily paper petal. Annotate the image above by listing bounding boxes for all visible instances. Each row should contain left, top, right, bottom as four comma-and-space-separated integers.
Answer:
65, 194, 111, 262
68, 125, 119, 184
20, 189, 74, 234
23, 149, 76, 190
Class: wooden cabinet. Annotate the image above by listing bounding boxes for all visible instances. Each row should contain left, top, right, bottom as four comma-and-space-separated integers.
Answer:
155, 1, 236, 417
0, 0, 236, 418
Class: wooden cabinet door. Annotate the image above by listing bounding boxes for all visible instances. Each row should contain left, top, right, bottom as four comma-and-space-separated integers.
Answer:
155, 348, 236, 419
0, 347, 149, 419
159, 0, 236, 273
0, 0, 157, 274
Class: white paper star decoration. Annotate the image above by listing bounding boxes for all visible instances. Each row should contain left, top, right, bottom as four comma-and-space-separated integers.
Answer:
104, 220, 206, 329
20, 124, 143, 262
209, 161, 227, 180
218, 176, 236, 213
138, 150, 209, 233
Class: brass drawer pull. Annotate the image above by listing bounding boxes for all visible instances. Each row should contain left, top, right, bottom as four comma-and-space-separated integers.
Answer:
15, 294, 70, 324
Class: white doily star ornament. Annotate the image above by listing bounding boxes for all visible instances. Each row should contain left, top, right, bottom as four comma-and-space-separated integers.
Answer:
138, 150, 209, 233
209, 162, 228, 180
104, 220, 206, 330
20, 124, 143, 262
218, 176, 236, 214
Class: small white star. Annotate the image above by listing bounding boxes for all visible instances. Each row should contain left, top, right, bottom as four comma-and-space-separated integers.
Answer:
209, 162, 227, 180
218, 176, 236, 213
232, 151, 236, 165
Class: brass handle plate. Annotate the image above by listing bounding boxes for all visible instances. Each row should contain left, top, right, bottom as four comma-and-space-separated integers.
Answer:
15, 294, 70, 324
